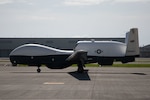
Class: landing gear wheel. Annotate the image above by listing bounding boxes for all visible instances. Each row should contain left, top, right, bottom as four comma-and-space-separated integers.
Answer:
12, 61, 17, 66
37, 65, 41, 73
12, 63, 17, 66
77, 67, 84, 73
37, 68, 41, 73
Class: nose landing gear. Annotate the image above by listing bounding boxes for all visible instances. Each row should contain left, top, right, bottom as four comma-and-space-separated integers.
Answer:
37, 65, 41, 73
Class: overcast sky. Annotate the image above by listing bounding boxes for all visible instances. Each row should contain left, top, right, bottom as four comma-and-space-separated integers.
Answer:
0, 0, 150, 46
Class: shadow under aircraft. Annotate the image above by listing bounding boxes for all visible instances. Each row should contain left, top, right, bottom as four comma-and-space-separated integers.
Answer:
68, 70, 91, 80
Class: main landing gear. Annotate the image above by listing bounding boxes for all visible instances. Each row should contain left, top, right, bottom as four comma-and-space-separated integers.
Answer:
37, 65, 41, 73
77, 59, 85, 73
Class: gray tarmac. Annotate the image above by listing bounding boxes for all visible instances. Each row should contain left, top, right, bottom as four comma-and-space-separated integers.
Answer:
0, 64, 150, 100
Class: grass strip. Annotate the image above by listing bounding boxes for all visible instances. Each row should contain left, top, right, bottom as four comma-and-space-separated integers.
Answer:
73, 63, 150, 68
112, 64, 150, 67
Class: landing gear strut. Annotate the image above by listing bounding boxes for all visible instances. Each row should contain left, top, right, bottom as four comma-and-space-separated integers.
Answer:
37, 65, 41, 73
77, 60, 85, 73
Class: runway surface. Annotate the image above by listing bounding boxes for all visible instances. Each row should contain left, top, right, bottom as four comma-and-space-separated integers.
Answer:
0, 64, 150, 100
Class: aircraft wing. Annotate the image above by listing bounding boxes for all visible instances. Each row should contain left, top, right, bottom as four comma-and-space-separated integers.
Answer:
66, 50, 87, 62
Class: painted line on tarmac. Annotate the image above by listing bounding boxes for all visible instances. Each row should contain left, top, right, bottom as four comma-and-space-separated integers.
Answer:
43, 82, 64, 85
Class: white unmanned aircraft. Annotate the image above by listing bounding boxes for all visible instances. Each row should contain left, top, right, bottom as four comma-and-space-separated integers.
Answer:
9, 28, 139, 73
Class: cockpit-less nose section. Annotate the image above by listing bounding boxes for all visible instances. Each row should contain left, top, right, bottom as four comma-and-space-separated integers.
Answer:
9, 28, 139, 73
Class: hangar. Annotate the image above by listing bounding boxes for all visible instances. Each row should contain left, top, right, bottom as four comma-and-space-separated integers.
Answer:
140, 45, 150, 57
0, 38, 124, 57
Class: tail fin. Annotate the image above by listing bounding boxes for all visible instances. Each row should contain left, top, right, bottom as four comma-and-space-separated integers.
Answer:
125, 28, 140, 57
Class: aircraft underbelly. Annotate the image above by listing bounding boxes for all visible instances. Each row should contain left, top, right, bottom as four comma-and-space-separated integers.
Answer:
10, 55, 72, 69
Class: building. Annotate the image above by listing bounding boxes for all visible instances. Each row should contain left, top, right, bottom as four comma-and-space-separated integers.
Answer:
140, 45, 150, 57
0, 38, 125, 57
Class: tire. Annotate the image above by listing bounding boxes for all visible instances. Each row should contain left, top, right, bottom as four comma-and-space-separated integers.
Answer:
37, 68, 41, 73
12, 63, 17, 66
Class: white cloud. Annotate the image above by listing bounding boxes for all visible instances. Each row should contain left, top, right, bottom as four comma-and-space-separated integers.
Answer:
64, 0, 106, 6
28, 15, 58, 21
0, 0, 32, 5
0, 0, 13, 4
17, 14, 61, 21
113, 0, 150, 3
63, 0, 150, 6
